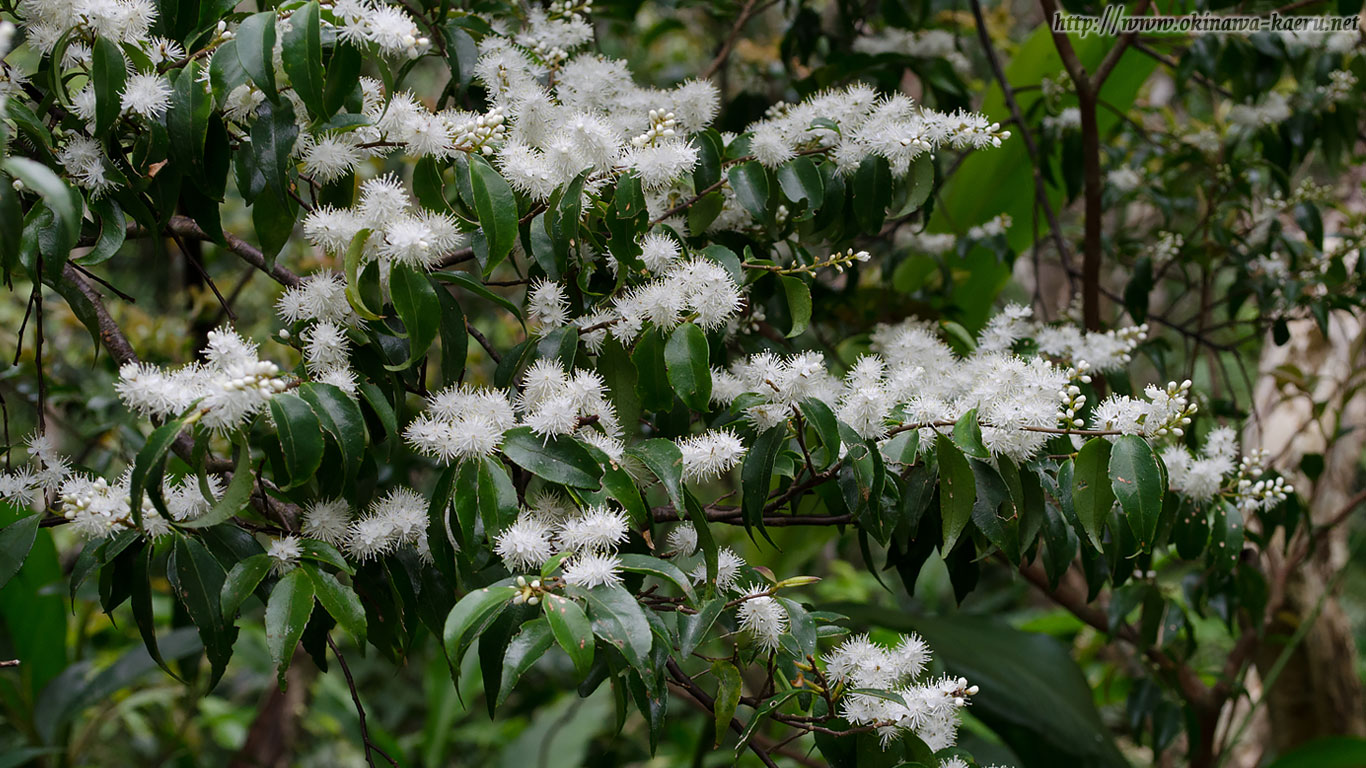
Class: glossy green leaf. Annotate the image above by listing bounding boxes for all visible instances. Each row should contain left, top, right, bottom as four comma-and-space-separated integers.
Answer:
497, 618, 553, 706
280, 1, 325, 118
443, 584, 517, 675
741, 425, 785, 543
0, 513, 42, 590
91, 36, 126, 136
179, 440, 253, 529
468, 154, 517, 273
712, 660, 743, 746
252, 99, 298, 208
1109, 435, 1164, 551
297, 382, 367, 486
170, 535, 236, 687
129, 410, 198, 529
269, 393, 324, 488
776, 156, 823, 210
265, 568, 316, 688
780, 275, 811, 338
571, 584, 652, 674
501, 427, 602, 489
389, 259, 442, 369
235, 12, 278, 102
1073, 438, 1115, 550
617, 553, 696, 605
952, 408, 989, 459
663, 322, 711, 411
937, 435, 975, 553
220, 553, 271, 617
727, 161, 769, 222
308, 566, 366, 646
544, 593, 594, 678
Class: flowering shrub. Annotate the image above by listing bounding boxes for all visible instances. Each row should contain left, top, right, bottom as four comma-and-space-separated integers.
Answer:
0, 0, 1362, 765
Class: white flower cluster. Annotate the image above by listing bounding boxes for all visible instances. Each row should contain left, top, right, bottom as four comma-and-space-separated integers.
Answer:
516, 359, 624, 459
1091, 379, 1197, 439
712, 316, 1073, 461
686, 544, 747, 594
736, 584, 789, 652
57, 469, 221, 539
569, 257, 744, 352
330, 0, 429, 59
1163, 427, 1293, 511
344, 488, 430, 561
1107, 167, 1142, 193
0, 433, 70, 511
824, 633, 976, 752
405, 383, 517, 463
1320, 70, 1358, 104
267, 534, 303, 575
853, 28, 971, 75
676, 428, 747, 483
18, 0, 157, 56
302, 175, 466, 269
276, 272, 361, 394
57, 135, 117, 196
493, 492, 630, 589
1229, 92, 1292, 130
1147, 231, 1184, 265
115, 328, 289, 432
1034, 319, 1149, 374
749, 86, 1010, 174
966, 212, 1012, 240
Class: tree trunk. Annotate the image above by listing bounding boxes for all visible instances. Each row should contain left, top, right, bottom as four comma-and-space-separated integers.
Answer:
1244, 310, 1366, 756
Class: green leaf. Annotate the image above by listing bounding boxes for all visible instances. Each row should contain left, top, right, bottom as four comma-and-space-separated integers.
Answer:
617, 553, 697, 605
1073, 438, 1115, 550
0, 513, 42, 590
170, 535, 236, 687
1109, 435, 1164, 551
432, 269, 525, 325
741, 425, 785, 543
307, 566, 366, 646
443, 585, 517, 676
631, 327, 671, 412
130, 410, 198, 529
501, 427, 602, 489
300, 539, 354, 574
297, 382, 367, 487
269, 393, 324, 488
544, 593, 594, 678
952, 408, 990, 459
627, 439, 684, 512
853, 155, 892, 235
280, 1, 325, 118
3, 158, 79, 273
91, 36, 127, 136
435, 284, 468, 385
265, 568, 316, 688
727, 161, 769, 222
168, 62, 213, 180
220, 553, 271, 617
322, 42, 362, 117
679, 597, 724, 658
389, 259, 442, 369
252, 99, 298, 208
799, 398, 841, 466
497, 618, 553, 707
571, 584, 653, 674
664, 322, 711, 411
468, 154, 517, 273
179, 439, 253, 529
235, 11, 279, 102
776, 156, 824, 210
712, 660, 743, 746
780, 276, 811, 338
937, 435, 975, 553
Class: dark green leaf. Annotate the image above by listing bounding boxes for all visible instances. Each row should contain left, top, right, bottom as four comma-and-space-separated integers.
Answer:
780, 276, 811, 338
664, 322, 711, 411
617, 553, 696, 605
501, 427, 602, 489
727, 161, 769, 222
220, 553, 271, 617
712, 660, 743, 746
468, 154, 517, 273
937, 435, 975, 553
92, 37, 127, 136
952, 408, 990, 459
497, 618, 553, 706
308, 566, 366, 646
0, 513, 42, 590
389, 259, 442, 369
235, 12, 278, 102
1073, 438, 1114, 550
741, 425, 786, 543
280, 1, 325, 118
1109, 435, 1164, 551
269, 393, 324, 488
265, 568, 315, 688
544, 593, 594, 678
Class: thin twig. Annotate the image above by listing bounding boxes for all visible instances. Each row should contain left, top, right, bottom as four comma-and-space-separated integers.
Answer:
327, 636, 400, 768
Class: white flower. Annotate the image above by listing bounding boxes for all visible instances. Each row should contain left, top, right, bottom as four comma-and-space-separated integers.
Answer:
300, 132, 365, 183
677, 428, 746, 483
736, 584, 788, 652
690, 546, 744, 593
638, 232, 680, 272
267, 535, 303, 575
556, 505, 629, 553
562, 551, 622, 588
528, 278, 569, 330
495, 515, 556, 570
665, 522, 698, 555
302, 498, 353, 545
120, 73, 172, 119
276, 272, 357, 326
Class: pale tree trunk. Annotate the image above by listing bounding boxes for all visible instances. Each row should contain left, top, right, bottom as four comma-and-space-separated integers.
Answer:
1241, 310, 1366, 761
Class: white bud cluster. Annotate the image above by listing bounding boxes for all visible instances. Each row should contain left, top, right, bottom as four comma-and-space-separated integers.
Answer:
631, 108, 678, 148
451, 106, 507, 156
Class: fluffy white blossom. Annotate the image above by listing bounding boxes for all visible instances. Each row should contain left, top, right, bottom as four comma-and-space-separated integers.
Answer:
267, 535, 303, 575
677, 428, 746, 483
562, 551, 623, 587
495, 515, 557, 570
736, 584, 788, 652
406, 384, 517, 462
302, 498, 353, 544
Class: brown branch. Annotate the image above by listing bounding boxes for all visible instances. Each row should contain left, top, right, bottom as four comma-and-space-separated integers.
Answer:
166, 216, 302, 288
700, 0, 764, 81
328, 636, 400, 768
665, 659, 782, 768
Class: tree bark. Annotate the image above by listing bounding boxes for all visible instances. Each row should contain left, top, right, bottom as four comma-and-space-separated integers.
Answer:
1245, 310, 1366, 755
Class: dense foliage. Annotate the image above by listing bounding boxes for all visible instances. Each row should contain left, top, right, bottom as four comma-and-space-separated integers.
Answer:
0, 0, 1363, 766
